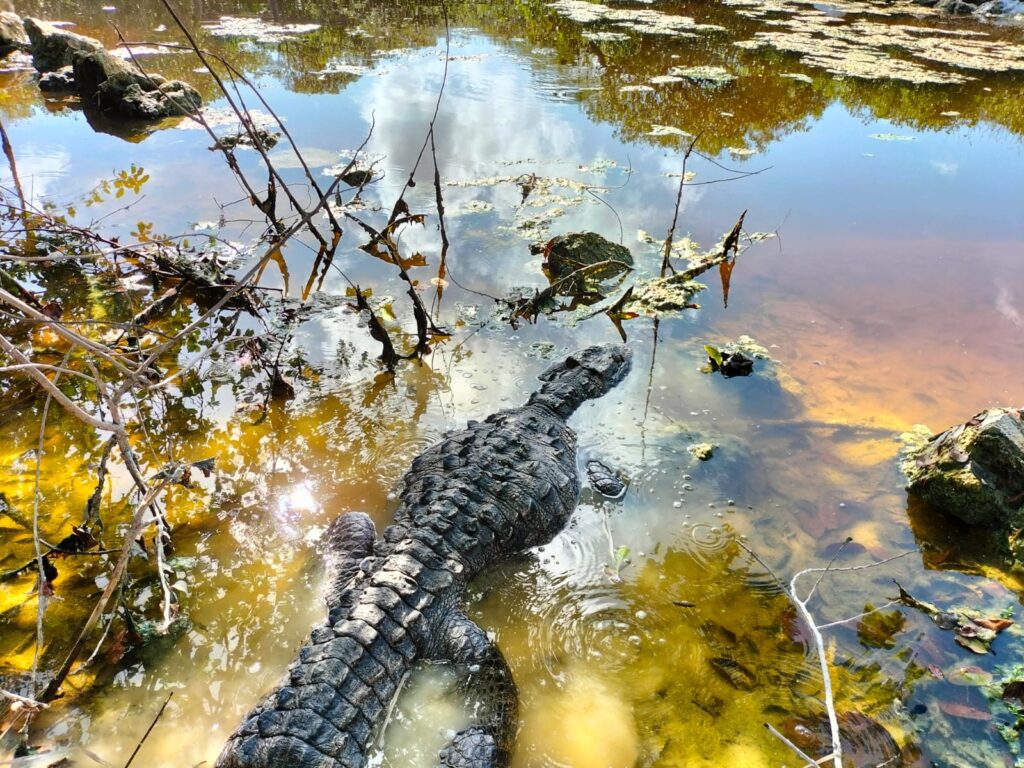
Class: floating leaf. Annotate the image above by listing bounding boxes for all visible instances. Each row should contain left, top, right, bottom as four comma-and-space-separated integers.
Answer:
973, 617, 1014, 632
857, 605, 906, 649
939, 701, 991, 721
704, 344, 723, 367
894, 580, 1003, 654
954, 630, 992, 655
947, 666, 993, 686
614, 546, 630, 567
870, 133, 917, 142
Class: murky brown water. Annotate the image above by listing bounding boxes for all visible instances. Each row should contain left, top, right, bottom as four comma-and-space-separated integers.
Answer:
2, 1, 1024, 766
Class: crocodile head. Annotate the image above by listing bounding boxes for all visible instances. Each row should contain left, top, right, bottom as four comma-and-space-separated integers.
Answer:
535, 344, 632, 415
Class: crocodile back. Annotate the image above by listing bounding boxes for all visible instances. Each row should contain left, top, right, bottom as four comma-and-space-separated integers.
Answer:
383, 404, 580, 573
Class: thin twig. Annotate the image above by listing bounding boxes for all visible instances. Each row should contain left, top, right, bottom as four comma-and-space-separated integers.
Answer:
661, 133, 701, 278
0, 364, 100, 384
0, 116, 27, 216
123, 692, 173, 768
816, 600, 901, 631
802, 537, 852, 604
764, 723, 820, 766
0, 287, 136, 376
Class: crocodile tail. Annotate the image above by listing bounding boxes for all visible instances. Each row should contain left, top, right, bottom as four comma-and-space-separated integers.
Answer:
215, 611, 416, 768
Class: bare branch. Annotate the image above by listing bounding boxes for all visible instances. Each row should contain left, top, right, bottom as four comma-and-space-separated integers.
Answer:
0, 333, 123, 434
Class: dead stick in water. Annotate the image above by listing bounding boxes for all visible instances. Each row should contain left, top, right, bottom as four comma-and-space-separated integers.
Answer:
0, 116, 27, 216
661, 132, 701, 278
123, 692, 173, 768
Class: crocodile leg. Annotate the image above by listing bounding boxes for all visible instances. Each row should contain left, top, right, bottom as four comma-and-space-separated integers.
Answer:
322, 512, 377, 624
433, 611, 517, 768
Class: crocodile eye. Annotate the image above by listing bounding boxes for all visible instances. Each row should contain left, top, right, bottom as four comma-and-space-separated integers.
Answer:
565, 356, 580, 369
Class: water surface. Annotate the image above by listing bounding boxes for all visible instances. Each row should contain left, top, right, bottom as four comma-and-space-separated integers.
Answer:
2, 1, 1024, 766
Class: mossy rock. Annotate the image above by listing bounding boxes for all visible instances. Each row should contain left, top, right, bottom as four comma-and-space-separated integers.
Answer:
539, 231, 633, 291
902, 408, 1024, 528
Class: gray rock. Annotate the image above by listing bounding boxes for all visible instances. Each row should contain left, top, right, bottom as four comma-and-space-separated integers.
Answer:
121, 78, 201, 119
38, 65, 74, 91
913, 0, 1018, 14
902, 408, 1024, 528
24, 17, 103, 72
0, 11, 28, 57
71, 48, 200, 119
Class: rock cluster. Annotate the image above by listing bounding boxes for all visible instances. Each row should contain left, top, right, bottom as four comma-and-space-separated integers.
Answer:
4, 17, 200, 120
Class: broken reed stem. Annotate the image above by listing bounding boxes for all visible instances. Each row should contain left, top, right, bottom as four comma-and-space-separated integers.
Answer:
215, 58, 345, 237
661, 133, 701, 278
384, 0, 451, 230
345, 0, 450, 348
430, 130, 450, 256
123, 692, 173, 768
0, 116, 27, 217
112, 35, 351, 241
145, 8, 276, 228
429, 129, 449, 317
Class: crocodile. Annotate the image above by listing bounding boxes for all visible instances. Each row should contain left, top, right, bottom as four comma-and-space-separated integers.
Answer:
216, 343, 632, 768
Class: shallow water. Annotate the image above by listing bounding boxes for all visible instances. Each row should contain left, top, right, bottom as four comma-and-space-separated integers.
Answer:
2, 1, 1024, 766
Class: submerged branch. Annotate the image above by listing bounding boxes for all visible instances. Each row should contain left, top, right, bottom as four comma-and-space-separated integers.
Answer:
123, 692, 173, 768
729, 532, 916, 768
